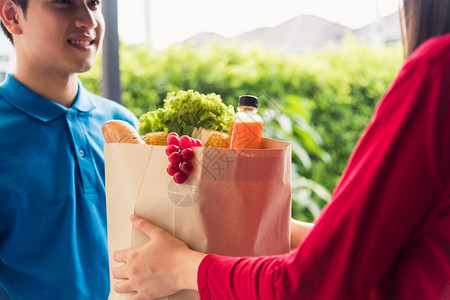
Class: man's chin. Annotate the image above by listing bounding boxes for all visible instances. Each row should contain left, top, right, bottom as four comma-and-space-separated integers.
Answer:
76, 62, 95, 74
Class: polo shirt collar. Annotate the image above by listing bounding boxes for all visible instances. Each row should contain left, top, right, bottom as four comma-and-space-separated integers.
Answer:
1, 73, 96, 122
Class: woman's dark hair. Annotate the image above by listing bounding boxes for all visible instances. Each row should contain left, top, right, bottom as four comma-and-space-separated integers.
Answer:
1, 0, 28, 45
401, 0, 450, 56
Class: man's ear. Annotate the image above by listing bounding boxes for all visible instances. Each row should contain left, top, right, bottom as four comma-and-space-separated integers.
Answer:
0, 0, 23, 35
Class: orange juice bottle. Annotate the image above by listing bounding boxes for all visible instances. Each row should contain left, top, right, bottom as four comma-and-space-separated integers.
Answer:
229, 95, 264, 149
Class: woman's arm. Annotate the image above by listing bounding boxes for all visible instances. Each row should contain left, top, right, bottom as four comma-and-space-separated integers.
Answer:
112, 218, 313, 298
290, 218, 314, 250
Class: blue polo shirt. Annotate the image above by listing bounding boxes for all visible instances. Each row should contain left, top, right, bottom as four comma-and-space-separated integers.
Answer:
0, 74, 137, 299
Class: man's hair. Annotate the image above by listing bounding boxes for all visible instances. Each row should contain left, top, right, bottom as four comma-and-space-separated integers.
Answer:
401, 0, 450, 56
1, 0, 28, 45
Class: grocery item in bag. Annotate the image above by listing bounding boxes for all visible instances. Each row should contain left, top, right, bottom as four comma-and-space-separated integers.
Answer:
229, 95, 264, 149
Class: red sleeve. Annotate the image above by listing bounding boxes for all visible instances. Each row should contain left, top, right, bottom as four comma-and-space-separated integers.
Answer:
198, 35, 450, 300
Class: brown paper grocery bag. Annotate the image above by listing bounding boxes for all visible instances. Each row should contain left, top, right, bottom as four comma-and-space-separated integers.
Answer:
105, 138, 292, 300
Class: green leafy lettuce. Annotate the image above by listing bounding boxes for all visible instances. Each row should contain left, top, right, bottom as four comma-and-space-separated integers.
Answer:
138, 90, 235, 136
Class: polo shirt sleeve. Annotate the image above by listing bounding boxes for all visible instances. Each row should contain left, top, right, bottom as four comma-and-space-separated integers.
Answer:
197, 39, 450, 299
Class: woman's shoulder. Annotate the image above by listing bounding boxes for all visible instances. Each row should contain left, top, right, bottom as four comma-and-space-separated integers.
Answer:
407, 33, 450, 66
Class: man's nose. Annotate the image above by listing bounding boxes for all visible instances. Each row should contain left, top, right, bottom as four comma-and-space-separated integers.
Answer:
73, 5, 98, 29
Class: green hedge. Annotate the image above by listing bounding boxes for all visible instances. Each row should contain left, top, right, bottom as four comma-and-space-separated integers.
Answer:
80, 36, 403, 221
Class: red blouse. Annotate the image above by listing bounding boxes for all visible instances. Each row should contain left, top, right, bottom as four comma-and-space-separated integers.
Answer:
198, 33, 450, 299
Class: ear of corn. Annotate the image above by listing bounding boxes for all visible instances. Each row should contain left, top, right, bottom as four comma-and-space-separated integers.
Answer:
192, 127, 229, 148
205, 131, 229, 148
142, 132, 168, 145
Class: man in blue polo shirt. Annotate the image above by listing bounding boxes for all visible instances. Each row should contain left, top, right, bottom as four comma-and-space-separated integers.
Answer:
0, 0, 137, 298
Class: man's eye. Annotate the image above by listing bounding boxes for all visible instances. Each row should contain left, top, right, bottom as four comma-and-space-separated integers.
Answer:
55, 0, 71, 4
88, 0, 101, 8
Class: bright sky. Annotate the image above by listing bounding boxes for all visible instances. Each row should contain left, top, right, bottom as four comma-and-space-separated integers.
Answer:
118, 0, 399, 50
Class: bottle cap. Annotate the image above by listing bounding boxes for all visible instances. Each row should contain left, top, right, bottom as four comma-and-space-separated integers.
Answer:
238, 95, 258, 108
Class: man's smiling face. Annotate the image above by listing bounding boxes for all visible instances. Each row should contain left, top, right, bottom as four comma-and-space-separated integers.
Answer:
14, 0, 105, 75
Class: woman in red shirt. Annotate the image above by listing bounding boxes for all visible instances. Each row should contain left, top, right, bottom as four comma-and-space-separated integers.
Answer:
113, 0, 450, 298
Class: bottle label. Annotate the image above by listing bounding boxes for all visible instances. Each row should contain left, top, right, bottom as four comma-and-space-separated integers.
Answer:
229, 122, 264, 149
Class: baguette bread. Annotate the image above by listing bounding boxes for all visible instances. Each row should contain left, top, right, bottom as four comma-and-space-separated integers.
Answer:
102, 120, 145, 144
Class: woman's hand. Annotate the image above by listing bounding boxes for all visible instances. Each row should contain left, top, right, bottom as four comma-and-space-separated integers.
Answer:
290, 218, 314, 251
113, 215, 206, 300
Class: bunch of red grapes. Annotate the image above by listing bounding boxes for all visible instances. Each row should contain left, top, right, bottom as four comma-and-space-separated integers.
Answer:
166, 132, 202, 184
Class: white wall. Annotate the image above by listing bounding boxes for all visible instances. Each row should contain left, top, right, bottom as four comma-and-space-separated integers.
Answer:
0, 32, 16, 82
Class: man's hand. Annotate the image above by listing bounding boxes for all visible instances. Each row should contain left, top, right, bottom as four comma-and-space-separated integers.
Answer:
113, 215, 206, 300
